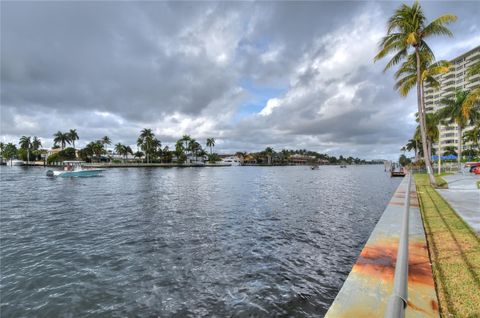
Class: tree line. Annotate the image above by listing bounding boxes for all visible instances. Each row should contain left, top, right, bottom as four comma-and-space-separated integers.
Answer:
0, 129, 218, 164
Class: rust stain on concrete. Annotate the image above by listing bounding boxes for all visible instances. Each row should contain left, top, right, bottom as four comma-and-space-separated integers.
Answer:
389, 201, 420, 208
353, 242, 434, 287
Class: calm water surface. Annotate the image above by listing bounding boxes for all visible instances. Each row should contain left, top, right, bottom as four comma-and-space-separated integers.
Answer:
1, 165, 400, 317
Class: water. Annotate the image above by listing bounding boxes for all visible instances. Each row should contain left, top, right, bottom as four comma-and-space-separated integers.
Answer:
0, 165, 400, 317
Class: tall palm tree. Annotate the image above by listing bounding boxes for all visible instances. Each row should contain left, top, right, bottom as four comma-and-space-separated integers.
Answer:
114, 143, 124, 154
101, 136, 111, 151
175, 140, 185, 163
31, 136, 43, 161
0, 142, 4, 158
181, 135, 191, 157
19, 136, 32, 163
188, 139, 200, 162
69, 129, 79, 149
53, 131, 71, 150
437, 90, 480, 168
374, 1, 456, 185
137, 129, 155, 163
32, 136, 42, 150
206, 138, 215, 155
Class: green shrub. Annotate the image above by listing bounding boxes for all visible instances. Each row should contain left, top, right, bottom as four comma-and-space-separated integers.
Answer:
47, 153, 60, 164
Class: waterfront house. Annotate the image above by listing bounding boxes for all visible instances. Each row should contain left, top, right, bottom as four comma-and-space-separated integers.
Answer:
288, 154, 316, 165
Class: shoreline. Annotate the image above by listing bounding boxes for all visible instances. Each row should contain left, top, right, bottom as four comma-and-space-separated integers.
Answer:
4, 162, 383, 168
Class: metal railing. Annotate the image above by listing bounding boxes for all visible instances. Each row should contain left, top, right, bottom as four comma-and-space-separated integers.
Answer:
385, 173, 412, 318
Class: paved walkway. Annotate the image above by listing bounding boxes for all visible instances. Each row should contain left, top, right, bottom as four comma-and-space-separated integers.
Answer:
437, 173, 480, 235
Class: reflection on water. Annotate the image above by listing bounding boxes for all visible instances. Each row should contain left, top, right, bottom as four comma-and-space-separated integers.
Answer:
0, 165, 400, 317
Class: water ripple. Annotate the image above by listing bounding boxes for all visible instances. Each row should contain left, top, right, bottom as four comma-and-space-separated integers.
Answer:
0, 165, 400, 317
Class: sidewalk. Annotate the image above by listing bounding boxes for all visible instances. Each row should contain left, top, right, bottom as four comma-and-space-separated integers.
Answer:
436, 173, 480, 235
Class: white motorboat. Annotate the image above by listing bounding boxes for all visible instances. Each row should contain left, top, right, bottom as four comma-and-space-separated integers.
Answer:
220, 156, 241, 166
8, 159, 24, 166
46, 161, 105, 177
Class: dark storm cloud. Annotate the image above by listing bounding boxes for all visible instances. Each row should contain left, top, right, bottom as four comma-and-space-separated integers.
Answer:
1, 1, 239, 121
1, 1, 479, 158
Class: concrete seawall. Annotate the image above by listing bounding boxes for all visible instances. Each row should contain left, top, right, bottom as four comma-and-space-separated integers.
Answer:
325, 176, 439, 317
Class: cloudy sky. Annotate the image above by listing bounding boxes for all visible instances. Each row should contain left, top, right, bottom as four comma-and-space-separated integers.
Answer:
1, 1, 479, 159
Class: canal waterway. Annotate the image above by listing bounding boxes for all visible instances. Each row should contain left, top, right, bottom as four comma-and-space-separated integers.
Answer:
0, 165, 400, 317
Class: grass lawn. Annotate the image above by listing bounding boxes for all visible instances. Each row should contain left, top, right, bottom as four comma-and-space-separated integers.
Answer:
415, 174, 480, 317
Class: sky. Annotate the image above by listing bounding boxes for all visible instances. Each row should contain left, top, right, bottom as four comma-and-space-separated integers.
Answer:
1, 1, 479, 159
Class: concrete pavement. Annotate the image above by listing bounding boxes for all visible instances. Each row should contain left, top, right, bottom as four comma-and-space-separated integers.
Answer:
437, 173, 480, 235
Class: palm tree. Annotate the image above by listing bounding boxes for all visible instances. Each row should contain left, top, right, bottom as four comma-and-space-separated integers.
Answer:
175, 140, 186, 163
0, 142, 4, 159
463, 123, 480, 150
101, 135, 110, 151
69, 129, 79, 149
134, 151, 144, 161
437, 90, 480, 168
114, 143, 125, 162
415, 112, 439, 162
19, 136, 33, 162
53, 131, 71, 150
442, 146, 457, 157
32, 136, 42, 150
137, 129, 155, 163
31, 136, 43, 161
206, 138, 215, 155
19, 136, 32, 163
405, 138, 420, 161
374, 1, 456, 185
188, 139, 201, 162
182, 135, 191, 157
462, 61, 480, 127
394, 50, 450, 97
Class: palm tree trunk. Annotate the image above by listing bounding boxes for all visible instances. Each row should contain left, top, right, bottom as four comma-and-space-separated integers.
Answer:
458, 125, 462, 171
438, 141, 442, 175
27, 149, 30, 165
427, 140, 432, 162
420, 82, 431, 164
415, 48, 436, 186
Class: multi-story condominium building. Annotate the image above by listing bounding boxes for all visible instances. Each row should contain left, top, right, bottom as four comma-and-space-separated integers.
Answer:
424, 45, 480, 156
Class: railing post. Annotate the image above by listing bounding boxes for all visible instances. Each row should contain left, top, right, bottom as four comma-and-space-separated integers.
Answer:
385, 173, 412, 318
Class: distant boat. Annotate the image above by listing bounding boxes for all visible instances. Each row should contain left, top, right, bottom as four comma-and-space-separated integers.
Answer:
46, 161, 105, 177
8, 159, 24, 166
220, 156, 240, 166
311, 165, 319, 170
340, 165, 347, 168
